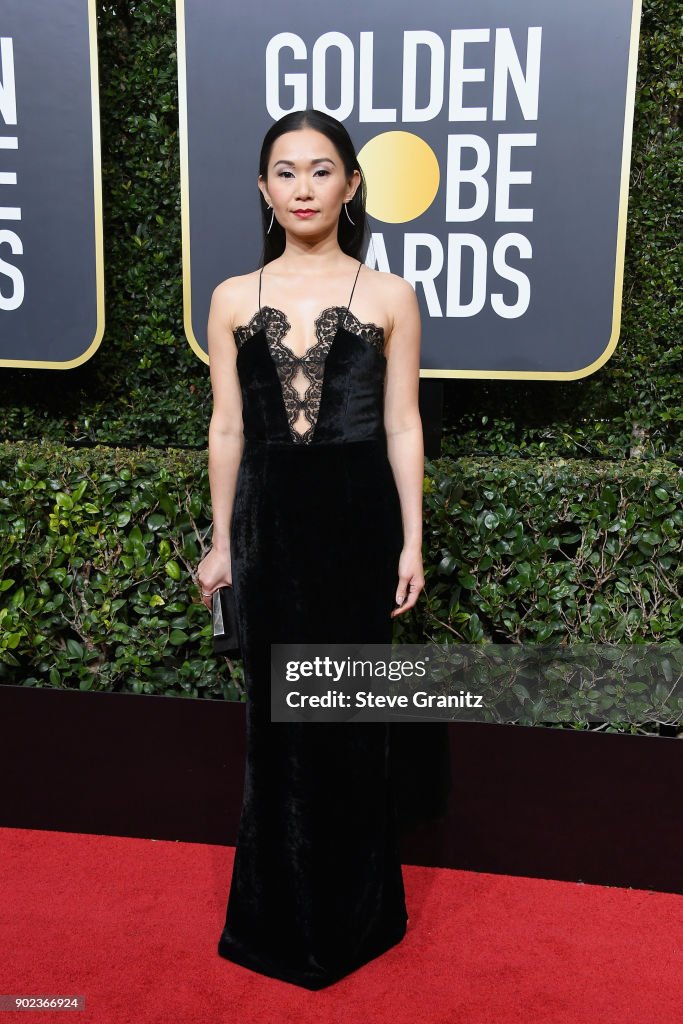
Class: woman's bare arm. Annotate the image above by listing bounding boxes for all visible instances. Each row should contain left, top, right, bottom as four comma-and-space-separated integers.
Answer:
205, 280, 244, 555
196, 281, 245, 605
382, 275, 425, 614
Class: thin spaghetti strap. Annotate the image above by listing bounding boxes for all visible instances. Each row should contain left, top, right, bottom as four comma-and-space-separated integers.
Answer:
257, 265, 265, 332
346, 259, 363, 314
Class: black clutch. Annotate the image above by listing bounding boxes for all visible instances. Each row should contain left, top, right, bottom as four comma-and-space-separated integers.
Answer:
212, 585, 241, 657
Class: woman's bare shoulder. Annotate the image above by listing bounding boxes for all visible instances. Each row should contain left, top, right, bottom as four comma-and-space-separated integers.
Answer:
211, 270, 261, 327
212, 269, 261, 301
363, 267, 417, 326
364, 266, 414, 302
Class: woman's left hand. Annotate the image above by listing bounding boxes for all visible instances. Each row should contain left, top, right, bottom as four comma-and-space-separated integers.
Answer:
391, 545, 425, 618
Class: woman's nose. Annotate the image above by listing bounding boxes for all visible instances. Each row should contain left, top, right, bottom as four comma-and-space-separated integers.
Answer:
295, 177, 313, 198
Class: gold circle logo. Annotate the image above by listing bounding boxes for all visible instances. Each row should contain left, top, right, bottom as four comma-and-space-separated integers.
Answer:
358, 131, 440, 224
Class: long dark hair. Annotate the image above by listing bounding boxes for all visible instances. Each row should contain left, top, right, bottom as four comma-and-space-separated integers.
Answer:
258, 109, 368, 265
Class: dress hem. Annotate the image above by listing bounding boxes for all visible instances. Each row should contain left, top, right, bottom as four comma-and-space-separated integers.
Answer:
217, 913, 409, 991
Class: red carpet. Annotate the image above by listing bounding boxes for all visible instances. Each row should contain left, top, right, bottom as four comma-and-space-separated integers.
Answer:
1, 827, 680, 1023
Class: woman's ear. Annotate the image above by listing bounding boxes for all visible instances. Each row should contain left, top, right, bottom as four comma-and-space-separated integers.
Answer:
344, 168, 361, 204
257, 175, 271, 207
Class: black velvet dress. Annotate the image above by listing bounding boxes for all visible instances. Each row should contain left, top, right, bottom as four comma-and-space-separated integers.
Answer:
217, 259, 408, 989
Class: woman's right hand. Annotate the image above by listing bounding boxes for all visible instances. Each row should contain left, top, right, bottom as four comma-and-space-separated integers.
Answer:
196, 546, 232, 611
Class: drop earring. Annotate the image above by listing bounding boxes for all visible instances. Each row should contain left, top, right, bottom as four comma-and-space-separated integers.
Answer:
266, 204, 275, 233
343, 202, 355, 226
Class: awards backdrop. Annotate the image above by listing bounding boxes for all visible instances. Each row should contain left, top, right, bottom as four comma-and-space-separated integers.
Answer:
0, 0, 103, 369
177, 0, 642, 378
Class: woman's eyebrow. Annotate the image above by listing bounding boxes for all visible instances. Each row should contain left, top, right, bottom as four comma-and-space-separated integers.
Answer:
273, 157, 336, 167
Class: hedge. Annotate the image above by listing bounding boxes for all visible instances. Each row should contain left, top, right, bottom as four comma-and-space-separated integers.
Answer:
1, 440, 680, 734
0, 0, 680, 460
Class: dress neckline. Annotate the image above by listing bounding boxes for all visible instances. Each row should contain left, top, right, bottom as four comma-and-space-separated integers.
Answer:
234, 305, 383, 363
233, 263, 385, 444
233, 259, 384, 361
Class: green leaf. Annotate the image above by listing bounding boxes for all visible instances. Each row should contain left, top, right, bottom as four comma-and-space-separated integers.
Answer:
165, 560, 181, 581
438, 555, 457, 576
66, 639, 85, 659
458, 572, 477, 589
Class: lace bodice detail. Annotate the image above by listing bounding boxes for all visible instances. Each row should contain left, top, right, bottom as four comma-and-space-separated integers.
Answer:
234, 305, 385, 444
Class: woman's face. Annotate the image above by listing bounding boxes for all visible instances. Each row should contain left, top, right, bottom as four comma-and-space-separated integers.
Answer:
259, 127, 360, 239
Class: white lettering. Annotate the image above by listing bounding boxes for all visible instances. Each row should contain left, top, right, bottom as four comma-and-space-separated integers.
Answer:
312, 33, 354, 120
265, 33, 307, 119
366, 232, 391, 272
448, 29, 490, 121
402, 31, 444, 122
0, 38, 17, 124
492, 28, 542, 120
359, 32, 397, 122
495, 135, 535, 221
265, 29, 542, 125
491, 234, 532, 317
0, 230, 24, 309
445, 135, 490, 221
446, 234, 487, 317
403, 234, 443, 317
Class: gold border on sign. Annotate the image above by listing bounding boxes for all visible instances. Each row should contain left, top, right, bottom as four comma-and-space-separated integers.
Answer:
0, 0, 106, 370
176, 0, 208, 364
177, 0, 643, 379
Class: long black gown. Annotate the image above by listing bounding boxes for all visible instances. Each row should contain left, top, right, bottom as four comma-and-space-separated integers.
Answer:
217, 259, 408, 989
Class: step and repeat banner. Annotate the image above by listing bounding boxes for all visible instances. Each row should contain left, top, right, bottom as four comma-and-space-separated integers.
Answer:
0, 1, 641, 377
0, 0, 103, 369
178, 0, 642, 378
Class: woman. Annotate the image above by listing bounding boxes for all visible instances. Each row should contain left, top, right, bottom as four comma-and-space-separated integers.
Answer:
197, 108, 424, 989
